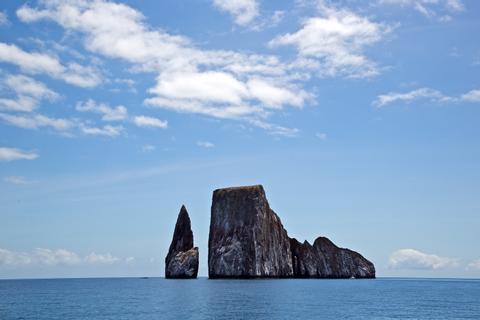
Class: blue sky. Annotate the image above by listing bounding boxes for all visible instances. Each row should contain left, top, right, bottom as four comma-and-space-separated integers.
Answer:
0, 0, 479, 279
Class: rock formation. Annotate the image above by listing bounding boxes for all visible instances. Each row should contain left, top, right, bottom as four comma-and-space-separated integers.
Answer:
165, 205, 199, 279
208, 185, 293, 278
208, 185, 375, 279
290, 237, 375, 278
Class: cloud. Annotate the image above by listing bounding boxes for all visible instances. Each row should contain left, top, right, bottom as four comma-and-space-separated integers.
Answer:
378, 0, 464, 20
388, 249, 458, 270
461, 89, 480, 102
197, 141, 215, 148
467, 259, 480, 270
373, 87, 452, 107
79, 124, 124, 137
16, 0, 302, 136
0, 74, 58, 112
0, 112, 74, 131
374, 87, 480, 106
269, 2, 390, 78
76, 99, 128, 121
4, 176, 36, 185
316, 132, 327, 140
0, 147, 38, 161
213, 0, 259, 26
0, 42, 102, 88
0, 12, 8, 26
133, 115, 168, 129
141, 144, 156, 152
84, 252, 119, 265
0, 248, 123, 267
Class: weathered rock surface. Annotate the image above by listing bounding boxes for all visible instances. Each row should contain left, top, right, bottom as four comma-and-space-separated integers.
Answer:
290, 237, 375, 278
208, 184, 375, 279
165, 205, 199, 279
208, 185, 293, 278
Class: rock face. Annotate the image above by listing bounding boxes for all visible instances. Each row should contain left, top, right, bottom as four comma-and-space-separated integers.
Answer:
208, 185, 293, 278
165, 205, 199, 279
290, 237, 375, 278
208, 185, 375, 279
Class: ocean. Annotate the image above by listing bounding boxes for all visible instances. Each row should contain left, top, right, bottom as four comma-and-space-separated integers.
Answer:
0, 278, 479, 319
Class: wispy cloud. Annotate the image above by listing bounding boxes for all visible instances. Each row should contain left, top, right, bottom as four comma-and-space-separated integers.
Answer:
4, 176, 36, 185
141, 144, 156, 152
0, 42, 102, 88
197, 141, 215, 148
374, 87, 480, 106
133, 115, 168, 129
378, 0, 465, 21
316, 132, 327, 140
0, 12, 8, 26
0, 248, 124, 267
388, 249, 458, 270
0, 74, 58, 112
213, 0, 259, 26
0, 147, 38, 161
76, 99, 128, 121
269, 2, 391, 78
79, 124, 124, 137
467, 259, 480, 270
0, 112, 74, 131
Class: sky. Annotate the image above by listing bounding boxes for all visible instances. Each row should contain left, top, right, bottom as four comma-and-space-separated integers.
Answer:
0, 0, 479, 279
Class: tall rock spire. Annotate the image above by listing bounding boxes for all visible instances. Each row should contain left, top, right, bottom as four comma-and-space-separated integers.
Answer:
165, 205, 199, 279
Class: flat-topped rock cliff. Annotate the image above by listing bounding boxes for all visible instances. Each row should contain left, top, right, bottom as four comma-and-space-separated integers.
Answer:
208, 185, 375, 279
208, 185, 293, 278
165, 205, 199, 279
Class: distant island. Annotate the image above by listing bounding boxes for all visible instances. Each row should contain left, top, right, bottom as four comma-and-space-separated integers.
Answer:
166, 185, 375, 279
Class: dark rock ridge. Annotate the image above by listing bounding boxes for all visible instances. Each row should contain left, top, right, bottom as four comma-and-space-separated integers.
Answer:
165, 205, 199, 279
290, 237, 375, 278
208, 185, 375, 279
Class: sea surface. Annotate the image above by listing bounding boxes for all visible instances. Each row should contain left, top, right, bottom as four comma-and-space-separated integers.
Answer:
0, 277, 479, 319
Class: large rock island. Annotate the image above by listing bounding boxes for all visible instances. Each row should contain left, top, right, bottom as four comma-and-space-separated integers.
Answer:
208, 185, 375, 279
165, 205, 199, 279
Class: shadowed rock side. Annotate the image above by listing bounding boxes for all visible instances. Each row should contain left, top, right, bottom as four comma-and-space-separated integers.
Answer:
290, 237, 375, 278
208, 185, 293, 278
165, 205, 199, 279
208, 184, 375, 279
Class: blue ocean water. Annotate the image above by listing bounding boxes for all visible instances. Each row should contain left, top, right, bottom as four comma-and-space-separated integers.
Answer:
0, 278, 479, 319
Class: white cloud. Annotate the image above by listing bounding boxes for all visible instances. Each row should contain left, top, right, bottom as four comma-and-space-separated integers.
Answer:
80, 124, 123, 137
141, 144, 156, 152
125, 256, 135, 264
378, 0, 464, 20
269, 3, 390, 78
0, 42, 102, 88
133, 115, 168, 129
375, 87, 480, 106
213, 0, 259, 26
197, 141, 215, 148
76, 99, 128, 121
0, 12, 8, 26
374, 87, 452, 107
0, 248, 122, 267
388, 249, 458, 270
467, 259, 480, 270
84, 252, 119, 265
461, 89, 480, 103
0, 147, 38, 161
316, 132, 327, 140
16, 0, 302, 136
4, 176, 35, 185
0, 112, 74, 131
0, 74, 58, 112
